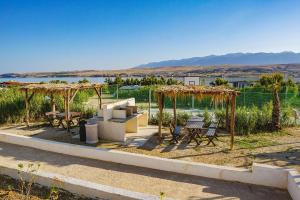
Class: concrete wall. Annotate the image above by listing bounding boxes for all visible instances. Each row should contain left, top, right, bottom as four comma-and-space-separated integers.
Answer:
112, 110, 127, 119
98, 121, 126, 142
288, 169, 300, 200
0, 163, 164, 200
100, 98, 136, 121
137, 112, 148, 127
0, 132, 299, 196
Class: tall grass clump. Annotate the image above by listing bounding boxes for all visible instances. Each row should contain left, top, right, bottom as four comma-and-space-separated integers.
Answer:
0, 88, 50, 124
214, 101, 296, 135
0, 87, 96, 125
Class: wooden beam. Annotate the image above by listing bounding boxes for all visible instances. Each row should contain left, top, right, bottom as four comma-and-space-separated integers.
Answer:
65, 89, 71, 132
172, 95, 177, 126
225, 96, 230, 131
148, 88, 151, 121
28, 92, 35, 102
158, 93, 164, 139
25, 89, 30, 127
69, 89, 79, 103
50, 93, 55, 113
94, 87, 102, 109
99, 87, 102, 109
230, 94, 236, 150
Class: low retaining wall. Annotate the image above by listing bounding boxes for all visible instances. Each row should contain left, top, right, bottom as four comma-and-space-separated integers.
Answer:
288, 170, 300, 200
0, 163, 165, 200
0, 132, 299, 198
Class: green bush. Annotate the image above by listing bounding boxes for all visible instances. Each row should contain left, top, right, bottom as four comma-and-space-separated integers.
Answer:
235, 106, 258, 135
203, 108, 212, 127
176, 112, 192, 126
149, 111, 172, 126
281, 105, 296, 127
149, 111, 191, 126
214, 109, 226, 128
0, 87, 96, 125
214, 101, 296, 135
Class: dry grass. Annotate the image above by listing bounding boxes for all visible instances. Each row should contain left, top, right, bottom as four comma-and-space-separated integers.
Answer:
0, 174, 95, 200
116, 127, 300, 172
1, 123, 299, 172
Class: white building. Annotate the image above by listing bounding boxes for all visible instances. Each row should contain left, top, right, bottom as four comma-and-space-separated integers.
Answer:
183, 76, 210, 86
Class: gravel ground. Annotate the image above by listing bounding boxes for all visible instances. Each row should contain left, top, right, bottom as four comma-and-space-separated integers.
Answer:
0, 142, 291, 200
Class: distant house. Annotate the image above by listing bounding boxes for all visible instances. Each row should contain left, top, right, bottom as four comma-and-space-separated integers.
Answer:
183, 76, 208, 86
183, 76, 255, 88
230, 81, 253, 88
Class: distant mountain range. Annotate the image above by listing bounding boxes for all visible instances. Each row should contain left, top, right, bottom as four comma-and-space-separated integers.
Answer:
136, 52, 300, 68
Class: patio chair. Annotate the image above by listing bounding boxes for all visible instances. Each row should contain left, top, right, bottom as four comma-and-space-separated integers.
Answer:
169, 123, 182, 143
209, 118, 221, 129
208, 119, 221, 140
205, 128, 217, 146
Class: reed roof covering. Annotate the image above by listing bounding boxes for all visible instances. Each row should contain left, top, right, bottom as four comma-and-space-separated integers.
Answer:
20, 83, 105, 94
155, 85, 239, 101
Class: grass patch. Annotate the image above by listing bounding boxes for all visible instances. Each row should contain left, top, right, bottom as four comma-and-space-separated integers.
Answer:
235, 134, 279, 149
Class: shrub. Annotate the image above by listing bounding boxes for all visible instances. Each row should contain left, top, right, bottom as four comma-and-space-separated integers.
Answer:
149, 111, 191, 126
214, 101, 295, 135
214, 109, 226, 128
150, 111, 172, 126
0, 87, 96, 125
235, 106, 258, 135
203, 108, 212, 127
281, 105, 296, 127
176, 112, 192, 126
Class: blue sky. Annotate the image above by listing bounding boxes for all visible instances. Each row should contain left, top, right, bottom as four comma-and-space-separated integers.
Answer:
0, 0, 300, 73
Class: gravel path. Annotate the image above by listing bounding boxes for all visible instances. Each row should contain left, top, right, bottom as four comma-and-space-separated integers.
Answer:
0, 142, 291, 200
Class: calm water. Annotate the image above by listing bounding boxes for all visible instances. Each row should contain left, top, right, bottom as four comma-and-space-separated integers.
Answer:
5, 76, 298, 84
0, 77, 108, 83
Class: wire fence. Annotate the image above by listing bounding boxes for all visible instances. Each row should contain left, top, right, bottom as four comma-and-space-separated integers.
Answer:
101, 85, 300, 114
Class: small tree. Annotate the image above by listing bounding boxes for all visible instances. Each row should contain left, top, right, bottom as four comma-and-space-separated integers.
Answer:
114, 75, 124, 85
260, 73, 284, 131
211, 78, 228, 86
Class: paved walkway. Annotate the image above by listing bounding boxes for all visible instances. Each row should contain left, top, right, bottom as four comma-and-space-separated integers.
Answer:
0, 142, 291, 200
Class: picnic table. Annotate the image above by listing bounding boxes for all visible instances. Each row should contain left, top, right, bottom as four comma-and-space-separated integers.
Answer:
186, 121, 204, 145
45, 111, 82, 129
187, 116, 204, 122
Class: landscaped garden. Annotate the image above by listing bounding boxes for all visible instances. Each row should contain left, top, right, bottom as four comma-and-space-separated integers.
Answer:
0, 74, 300, 173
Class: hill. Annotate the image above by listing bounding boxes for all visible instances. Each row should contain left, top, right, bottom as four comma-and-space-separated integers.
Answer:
136, 52, 300, 68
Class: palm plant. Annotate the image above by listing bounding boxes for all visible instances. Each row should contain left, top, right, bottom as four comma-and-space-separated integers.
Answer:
259, 73, 284, 131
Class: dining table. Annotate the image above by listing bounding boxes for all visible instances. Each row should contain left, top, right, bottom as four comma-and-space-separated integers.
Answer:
186, 120, 204, 145
187, 116, 204, 122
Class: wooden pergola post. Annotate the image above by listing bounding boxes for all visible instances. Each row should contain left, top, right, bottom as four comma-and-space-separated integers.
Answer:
158, 93, 165, 138
172, 95, 177, 126
64, 89, 71, 132
25, 89, 30, 127
225, 96, 230, 131
24, 89, 35, 127
148, 88, 151, 121
94, 87, 102, 109
50, 93, 55, 113
230, 94, 236, 150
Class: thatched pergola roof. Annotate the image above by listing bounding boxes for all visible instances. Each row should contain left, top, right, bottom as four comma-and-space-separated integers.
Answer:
155, 85, 239, 101
20, 83, 105, 130
155, 85, 240, 149
20, 83, 105, 94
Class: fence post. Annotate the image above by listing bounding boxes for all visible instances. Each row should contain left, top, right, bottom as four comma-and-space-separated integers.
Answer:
192, 95, 195, 109
116, 84, 119, 99
148, 88, 151, 120
285, 86, 288, 103
243, 87, 246, 107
